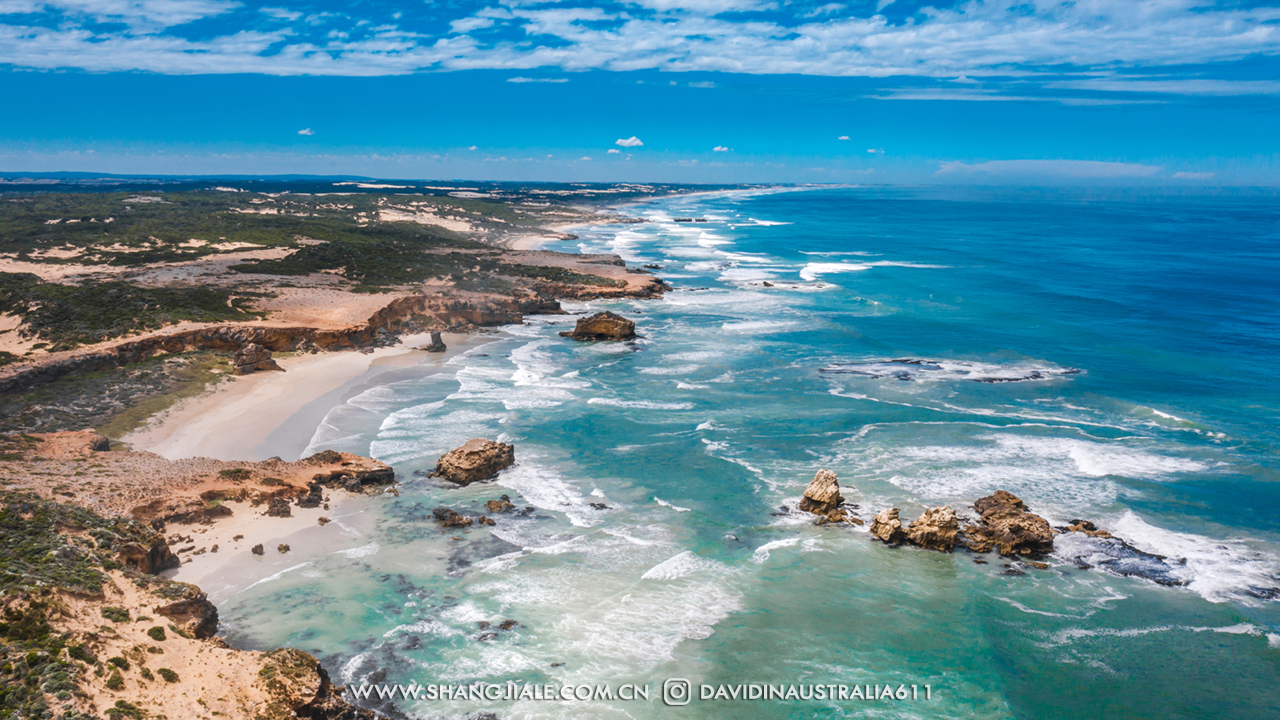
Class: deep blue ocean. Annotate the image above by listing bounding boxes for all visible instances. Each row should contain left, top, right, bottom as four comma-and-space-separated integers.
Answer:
216, 186, 1280, 719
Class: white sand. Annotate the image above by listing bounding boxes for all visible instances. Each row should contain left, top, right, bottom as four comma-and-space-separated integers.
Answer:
123, 332, 485, 461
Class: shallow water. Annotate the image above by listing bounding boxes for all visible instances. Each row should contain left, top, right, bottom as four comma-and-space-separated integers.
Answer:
218, 187, 1280, 719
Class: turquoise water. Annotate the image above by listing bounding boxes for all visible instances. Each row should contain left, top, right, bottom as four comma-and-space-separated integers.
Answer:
218, 187, 1280, 719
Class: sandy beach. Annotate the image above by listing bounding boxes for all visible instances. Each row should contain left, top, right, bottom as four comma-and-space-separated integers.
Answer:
123, 331, 487, 462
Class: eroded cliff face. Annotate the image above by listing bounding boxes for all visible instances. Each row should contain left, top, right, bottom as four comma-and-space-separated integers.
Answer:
0, 490, 380, 720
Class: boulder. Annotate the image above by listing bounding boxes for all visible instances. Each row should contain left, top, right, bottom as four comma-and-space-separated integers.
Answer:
233, 343, 283, 376
559, 311, 637, 341
424, 331, 447, 353
266, 497, 292, 517
430, 438, 515, 485
486, 495, 516, 514
905, 506, 960, 552
962, 490, 1056, 557
870, 507, 907, 545
797, 469, 844, 516
432, 507, 473, 528
251, 544, 264, 555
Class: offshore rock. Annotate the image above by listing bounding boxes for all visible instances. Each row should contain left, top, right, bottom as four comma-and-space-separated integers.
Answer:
963, 490, 1056, 557
486, 495, 516, 514
432, 507, 474, 528
559, 311, 637, 341
430, 438, 515, 485
233, 343, 283, 376
870, 508, 907, 545
797, 469, 844, 516
905, 506, 960, 552
424, 330, 447, 353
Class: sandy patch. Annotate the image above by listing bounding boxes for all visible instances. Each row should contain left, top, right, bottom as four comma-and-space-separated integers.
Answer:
122, 332, 480, 462
378, 207, 474, 232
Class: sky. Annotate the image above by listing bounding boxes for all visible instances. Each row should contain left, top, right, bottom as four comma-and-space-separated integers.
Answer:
1, 0, 1279, 184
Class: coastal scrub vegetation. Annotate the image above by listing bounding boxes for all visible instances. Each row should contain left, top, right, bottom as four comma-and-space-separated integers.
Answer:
0, 273, 264, 351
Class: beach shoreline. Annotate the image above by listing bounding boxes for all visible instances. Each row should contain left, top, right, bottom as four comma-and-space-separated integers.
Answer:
122, 331, 486, 462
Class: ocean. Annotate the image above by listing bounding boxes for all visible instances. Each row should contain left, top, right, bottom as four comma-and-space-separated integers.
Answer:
215, 186, 1280, 719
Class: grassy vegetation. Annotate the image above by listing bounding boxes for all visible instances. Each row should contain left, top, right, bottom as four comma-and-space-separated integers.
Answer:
0, 492, 207, 718
0, 273, 264, 351
497, 263, 626, 288
94, 353, 232, 440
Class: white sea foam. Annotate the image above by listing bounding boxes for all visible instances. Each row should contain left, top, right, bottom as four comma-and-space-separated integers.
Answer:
721, 319, 801, 333
637, 364, 701, 375
799, 261, 949, 281
641, 550, 721, 580
334, 542, 380, 559
588, 398, 694, 410
496, 461, 601, 527
654, 497, 692, 512
753, 537, 800, 563
1108, 511, 1280, 605
240, 562, 313, 594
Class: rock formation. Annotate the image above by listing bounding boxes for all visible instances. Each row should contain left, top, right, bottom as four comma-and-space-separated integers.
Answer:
962, 490, 1056, 556
233, 343, 283, 376
559, 311, 637, 341
486, 495, 516, 513
424, 331, 447, 353
905, 506, 960, 552
798, 469, 843, 516
430, 438, 516, 485
432, 507, 473, 528
266, 497, 292, 517
870, 507, 907, 545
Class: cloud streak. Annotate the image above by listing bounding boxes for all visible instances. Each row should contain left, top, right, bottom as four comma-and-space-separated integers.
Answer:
0, 0, 1274, 92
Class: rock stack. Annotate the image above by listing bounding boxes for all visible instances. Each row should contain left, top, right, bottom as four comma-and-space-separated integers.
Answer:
870, 508, 907, 545
559, 311, 637, 341
233, 343, 283, 375
962, 490, 1055, 556
905, 506, 960, 552
430, 438, 516, 486
424, 331, 447, 353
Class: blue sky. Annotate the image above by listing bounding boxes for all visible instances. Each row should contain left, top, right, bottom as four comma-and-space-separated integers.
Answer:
1, 0, 1278, 184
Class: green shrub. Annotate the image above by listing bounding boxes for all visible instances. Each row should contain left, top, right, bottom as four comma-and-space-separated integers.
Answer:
140, 667, 153, 681
107, 656, 129, 670
146, 626, 166, 642
105, 669, 124, 690
157, 667, 178, 683
100, 607, 130, 623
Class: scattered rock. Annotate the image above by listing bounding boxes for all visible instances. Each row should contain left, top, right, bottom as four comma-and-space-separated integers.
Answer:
1028, 561, 1049, 569
430, 438, 516, 485
318, 516, 331, 525
424, 331, 447, 353
798, 469, 844, 516
905, 506, 960, 552
498, 619, 519, 631
870, 508, 907, 545
486, 495, 516, 513
251, 544, 264, 556
962, 490, 1055, 557
432, 507, 474, 528
588, 502, 610, 510
266, 497, 292, 517
233, 534, 244, 541
479, 516, 496, 526
233, 343, 283, 376
210, 544, 218, 553
558, 311, 637, 341
277, 544, 291, 554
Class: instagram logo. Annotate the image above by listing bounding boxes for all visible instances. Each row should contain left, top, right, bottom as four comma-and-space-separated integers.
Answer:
662, 678, 691, 706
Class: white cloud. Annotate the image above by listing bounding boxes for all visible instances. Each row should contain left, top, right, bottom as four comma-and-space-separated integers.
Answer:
937, 160, 1163, 178
260, 7, 301, 21
875, 0, 896, 11
297, 127, 314, 136
2, 0, 1279, 89
580, 156, 591, 160
506, 76, 569, 83
837, 135, 850, 140
867, 148, 883, 153
804, 4, 845, 18
688, 81, 716, 88
450, 17, 494, 33
1173, 171, 1215, 179
1049, 78, 1280, 96
713, 145, 730, 151
467, 145, 478, 150
615, 136, 644, 147
607, 148, 621, 153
